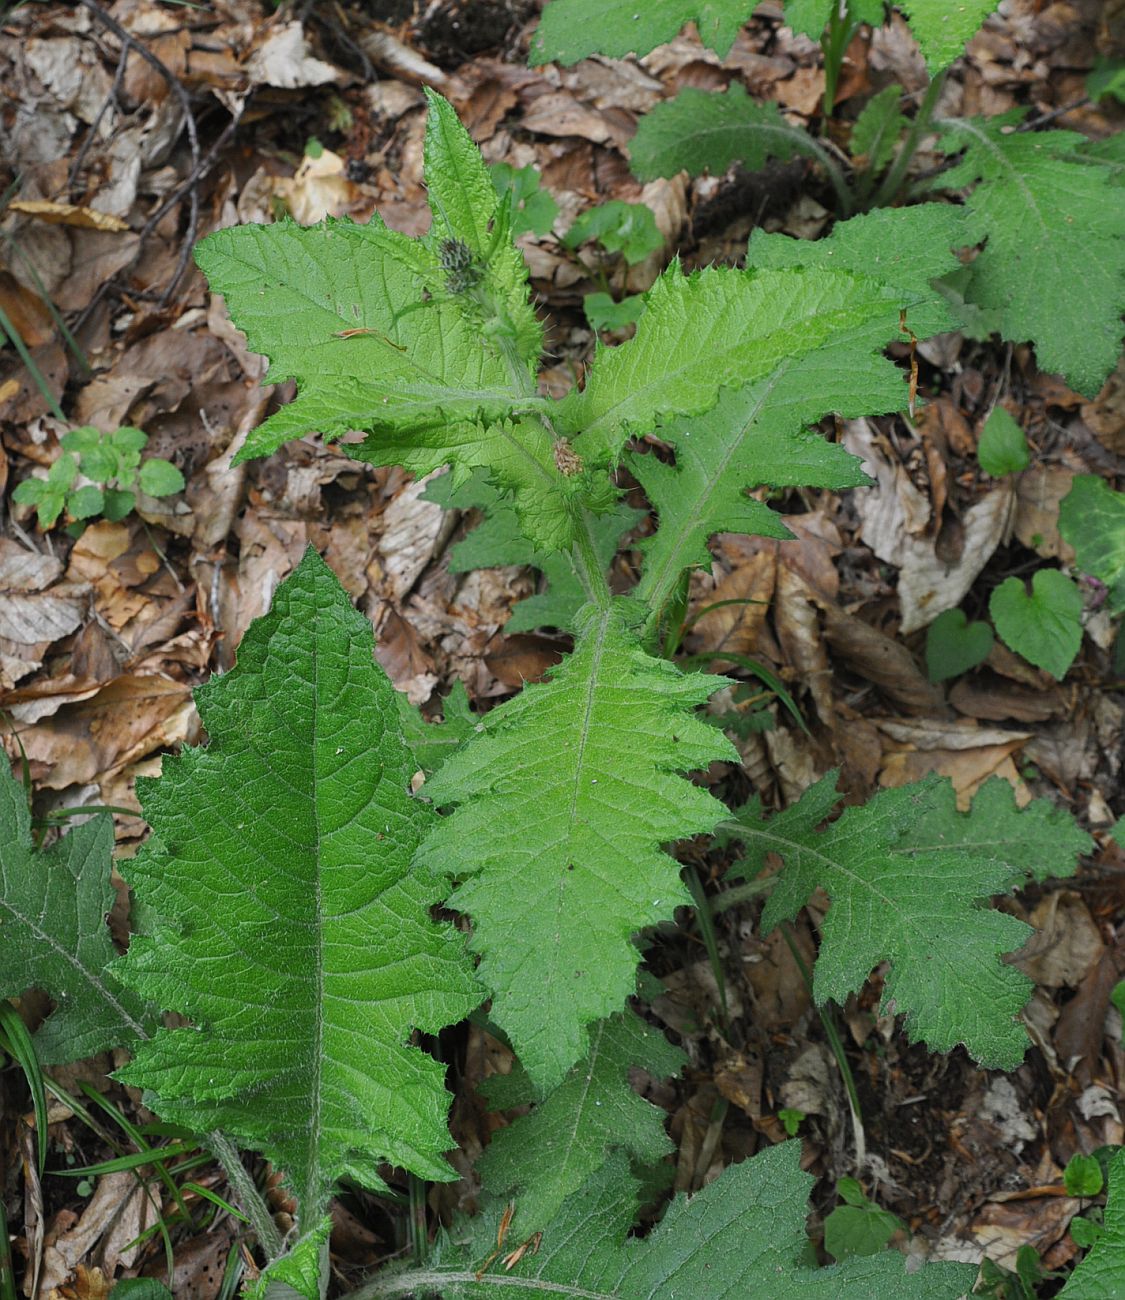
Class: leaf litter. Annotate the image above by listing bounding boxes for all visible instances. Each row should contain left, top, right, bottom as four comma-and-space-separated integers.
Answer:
0, 0, 1123, 1295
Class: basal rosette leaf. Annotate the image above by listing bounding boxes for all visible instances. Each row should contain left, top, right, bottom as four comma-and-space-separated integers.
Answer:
477, 1010, 685, 1234
113, 550, 480, 1245
406, 1144, 975, 1297
896, 0, 999, 72
417, 600, 737, 1093
530, 0, 753, 65
629, 84, 823, 183
0, 762, 153, 1065
733, 771, 1085, 1068
935, 114, 1125, 397
559, 261, 926, 466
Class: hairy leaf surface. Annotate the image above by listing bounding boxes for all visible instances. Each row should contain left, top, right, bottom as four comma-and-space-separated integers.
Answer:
935, 114, 1125, 396
731, 771, 1084, 1068
477, 1010, 684, 1233
1059, 475, 1125, 615
561, 262, 921, 466
629, 84, 821, 183
631, 208, 961, 614
394, 1144, 975, 1297
396, 680, 477, 778
418, 600, 737, 1092
114, 550, 480, 1239
530, 0, 752, 65
195, 95, 575, 551
0, 762, 152, 1064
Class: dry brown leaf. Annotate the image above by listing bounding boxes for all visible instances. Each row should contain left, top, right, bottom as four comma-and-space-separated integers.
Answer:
1013, 466, 1076, 561
247, 20, 344, 89
1013, 891, 1104, 989
7, 200, 130, 232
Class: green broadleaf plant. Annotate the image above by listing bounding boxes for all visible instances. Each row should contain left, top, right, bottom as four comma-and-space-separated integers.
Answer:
1059, 475, 1125, 616
1, 84, 1111, 1299
990, 568, 1084, 681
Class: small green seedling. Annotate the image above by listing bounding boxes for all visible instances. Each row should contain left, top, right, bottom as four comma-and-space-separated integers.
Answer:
925, 607, 994, 682
977, 407, 1030, 477
489, 162, 559, 237
1064, 1153, 1105, 1199
823, 1177, 906, 1261
12, 425, 184, 532
778, 1107, 805, 1137
990, 569, 1084, 681
563, 201, 663, 332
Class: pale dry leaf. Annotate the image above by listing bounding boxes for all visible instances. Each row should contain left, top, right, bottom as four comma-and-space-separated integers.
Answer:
246, 21, 343, 89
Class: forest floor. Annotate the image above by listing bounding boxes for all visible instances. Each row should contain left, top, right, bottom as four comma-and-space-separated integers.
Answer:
1, 0, 1124, 1296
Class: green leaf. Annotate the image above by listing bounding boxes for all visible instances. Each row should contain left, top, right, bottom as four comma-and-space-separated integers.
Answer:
628, 208, 963, 612
782, 0, 883, 38
102, 488, 136, 522
977, 406, 1029, 476
420, 1144, 976, 1297
195, 94, 573, 552
1060, 1149, 1125, 1297
1065, 1154, 1105, 1199
47, 451, 79, 489
583, 292, 646, 332
247, 1218, 331, 1300
0, 761, 153, 1065
732, 771, 1054, 1068
489, 163, 559, 238
900, 775, 1090, 889
896, 0, 998, 71
423, 469, 642, 633
851, 83, 908, 172
60, 426, 103, 453
990, 569, 1084, 681
1059, 475, 1125, 615
111, 426, 149, 453
935, 114, 1125, 396
1089, 58, 1125, 104
395, 681, 477, 778
562, 259, 933, 466
11, 477, 67, 529
530, 0, 753, 65
66, 485, 106, 521
629, 84, 822, 183
138, 457, 186, 497
564, 202, 663, 266
113, 550, 480, 1256
924, 608, 994, 682
76, 442, 121, 484
418, 600, 737, 1093
824, 1197, 904, 1262
476, 1010, 685, 1234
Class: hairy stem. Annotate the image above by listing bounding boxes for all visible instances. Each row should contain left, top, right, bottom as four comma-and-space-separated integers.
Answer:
207, 1130, 284, 1259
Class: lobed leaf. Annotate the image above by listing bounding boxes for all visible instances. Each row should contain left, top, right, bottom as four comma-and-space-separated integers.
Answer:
413, 1144, 976, 1297
113, 549, 480, 1254
476, 1010, 685, 1234
630, 208, 962, 614
561, 260, 926, 466
418, 600, 737, 1093
629, 84, 821, 183
530, 0, 753, 66
0, 761, 153, 1065
732, 771, 1086, 1068
935, 114, 1125, 396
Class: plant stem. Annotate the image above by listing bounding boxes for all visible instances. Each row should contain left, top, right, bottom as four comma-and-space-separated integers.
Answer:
207, 1130, 284, 1259
872, 68, 948, 210
709, 873, 776, 915
778, 925, 866, 1167
821, 1, 853, 122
